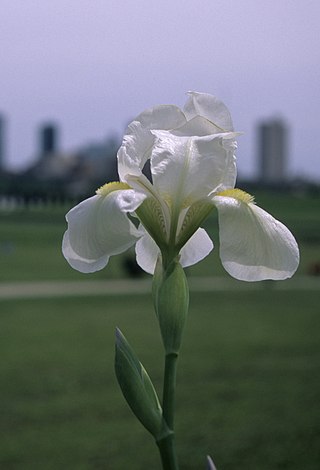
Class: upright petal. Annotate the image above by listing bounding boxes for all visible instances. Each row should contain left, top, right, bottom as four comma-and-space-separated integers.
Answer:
62, 190, 144, 273
135, 104, 186, 130
170, 115, 223, 137
184, 91, 234, 132
150, 131, 237, 206
117, 120, 154, 182
117, 105, 186, 182
212, 194, 300, 281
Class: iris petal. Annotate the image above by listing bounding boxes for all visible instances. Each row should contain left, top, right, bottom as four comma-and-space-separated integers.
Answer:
62, 230, 110, 273
170, 116, 223, 137
62, 191, 144, 273
212, 195, 300, 281
135, 104, 186, 130
118, 121, 154, 182
135, 228, 160, 274
135, 227, 213, 274
184, 91, 234, 132
150, 132, 237, 205
179, 228, 214, 267
118, 105, 186, 182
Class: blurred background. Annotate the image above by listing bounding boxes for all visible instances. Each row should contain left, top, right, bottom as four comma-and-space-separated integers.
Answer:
0, 1, 319, 469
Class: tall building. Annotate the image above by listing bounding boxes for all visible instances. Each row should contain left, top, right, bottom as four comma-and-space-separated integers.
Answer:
258, 118, 288, 184
39, 123, 58, 155
0, 114, 5, 170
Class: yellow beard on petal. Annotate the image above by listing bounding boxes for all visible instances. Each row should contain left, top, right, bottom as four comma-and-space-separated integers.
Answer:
96, 181, 131, 196
217, 188, 255, 204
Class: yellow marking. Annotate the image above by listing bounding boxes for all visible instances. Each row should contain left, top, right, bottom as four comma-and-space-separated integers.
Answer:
217, 188, 255, 204
96, 181, 131, 196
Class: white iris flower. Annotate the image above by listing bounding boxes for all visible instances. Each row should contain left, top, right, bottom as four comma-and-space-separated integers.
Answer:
62, 92, 299, 281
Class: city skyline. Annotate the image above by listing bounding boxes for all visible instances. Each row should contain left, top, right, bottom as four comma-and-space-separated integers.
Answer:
0, 112, 296, 187
258, 119, 288, 184
1, 1, 319, 181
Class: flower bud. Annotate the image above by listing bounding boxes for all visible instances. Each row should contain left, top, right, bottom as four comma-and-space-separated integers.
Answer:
115, 328, 164, 439
153, 257, 189, 354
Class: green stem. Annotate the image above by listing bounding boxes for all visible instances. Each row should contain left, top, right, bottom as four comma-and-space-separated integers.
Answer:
157, 352, 179, 469
163, 353, 178, 429
157, 433, 179, 470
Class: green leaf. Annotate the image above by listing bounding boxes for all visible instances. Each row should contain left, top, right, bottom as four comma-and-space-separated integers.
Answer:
115, 328, 164, 439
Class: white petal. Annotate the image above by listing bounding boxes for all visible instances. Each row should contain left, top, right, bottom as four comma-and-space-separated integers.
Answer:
179, 228, 214, 267
150, 132, 237, 204
117, 105, 186, 182
62, 230, 110, 273
135, 227, 213, 274
62, 191, 143, 273
135, 228, 160, 274
172, 115, 224, 137
135, 104, 186, 130
115, 187, 147, 212
117, 120, 154, 182
212, 196, 300, 281
184, 91, 234, 132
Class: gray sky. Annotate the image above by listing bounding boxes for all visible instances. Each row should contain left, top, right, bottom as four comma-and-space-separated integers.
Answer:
1, 0, 319, 180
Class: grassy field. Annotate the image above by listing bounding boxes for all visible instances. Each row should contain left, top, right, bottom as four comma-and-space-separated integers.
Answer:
0, 291, 319, 469
0, 190, 320, 469
0, 190, 320, 282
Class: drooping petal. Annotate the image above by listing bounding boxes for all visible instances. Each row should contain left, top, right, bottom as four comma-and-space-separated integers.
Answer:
135, 228, 160, 274
62, 190, 144, 273
150, 131, 237, 206
184, 91, 234, 132
62, 230, 110, 273
135, 227, 213, 274
179, 228, 214, 267
212, 194, 300, 281
117, 105, 186, 182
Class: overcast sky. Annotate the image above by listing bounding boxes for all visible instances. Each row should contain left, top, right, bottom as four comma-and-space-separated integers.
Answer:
1, 0, 319, 180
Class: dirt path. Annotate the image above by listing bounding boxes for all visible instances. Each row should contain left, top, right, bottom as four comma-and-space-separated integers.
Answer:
0, 276, 318, 300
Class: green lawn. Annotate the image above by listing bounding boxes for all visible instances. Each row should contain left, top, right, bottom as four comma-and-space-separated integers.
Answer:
0, 204, 127, 282
1, 190, 320, 282
0, 192, 320, 468
1, 290, 319, 469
